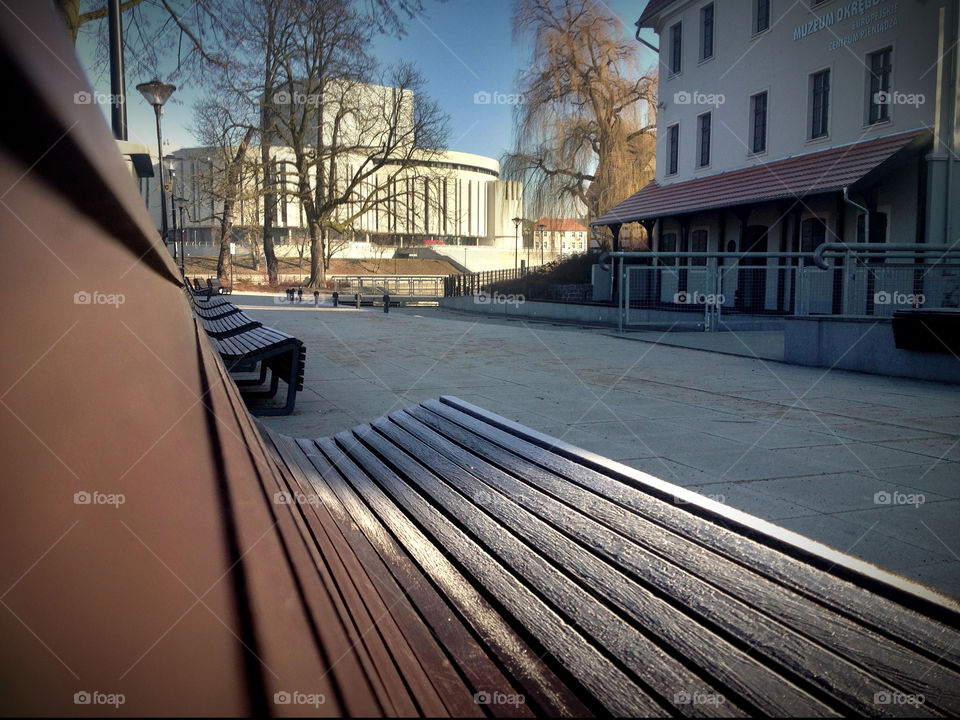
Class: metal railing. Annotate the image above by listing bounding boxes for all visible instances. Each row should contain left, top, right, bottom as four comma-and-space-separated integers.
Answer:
330, 275, 446, 297
601, 245, 960, 331
443, 266, 538, 298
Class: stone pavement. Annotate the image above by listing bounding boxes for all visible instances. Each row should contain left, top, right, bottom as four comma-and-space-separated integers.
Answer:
239, 293, 960, 598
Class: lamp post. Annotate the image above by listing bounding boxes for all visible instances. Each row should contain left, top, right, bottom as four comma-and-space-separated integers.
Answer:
538, 223, 546, 266
174, 197, 188, 278
136, 79, 175, 242
164, 154, 176, 256
512, 216, 521, 276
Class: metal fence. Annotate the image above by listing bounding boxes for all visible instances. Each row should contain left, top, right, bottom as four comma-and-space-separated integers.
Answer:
330, 275, 446, 297
611, 245, 960, 330
443, 267, 533, 297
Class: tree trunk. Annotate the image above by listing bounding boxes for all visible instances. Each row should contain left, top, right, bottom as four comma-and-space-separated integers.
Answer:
217, 210, 232, 285
53, 0, 80, 44
261, 144, 278, 285
308, 222, 325, 288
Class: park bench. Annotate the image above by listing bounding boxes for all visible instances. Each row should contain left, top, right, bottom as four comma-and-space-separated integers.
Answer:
207, 277, 232, 295
198, 311, 262, 339
261, 395, 960, 716
5, 10, 957, 710
209, 326, 305, 416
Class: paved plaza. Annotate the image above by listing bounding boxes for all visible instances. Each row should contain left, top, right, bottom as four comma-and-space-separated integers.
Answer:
239, 293, 960, 598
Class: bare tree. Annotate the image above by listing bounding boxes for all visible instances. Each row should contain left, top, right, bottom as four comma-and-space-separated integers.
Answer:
503, 0, 657, 224
270, 0, 449, 287
190, 99, 257, 284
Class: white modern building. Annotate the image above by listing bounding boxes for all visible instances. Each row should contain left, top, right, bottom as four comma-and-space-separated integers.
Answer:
595, 0, 959, 314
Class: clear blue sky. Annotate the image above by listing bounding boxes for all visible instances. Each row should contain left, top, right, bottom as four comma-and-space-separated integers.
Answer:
78, 0, 658, 162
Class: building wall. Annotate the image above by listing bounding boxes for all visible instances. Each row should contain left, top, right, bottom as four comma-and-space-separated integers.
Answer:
652, 0, 942, 186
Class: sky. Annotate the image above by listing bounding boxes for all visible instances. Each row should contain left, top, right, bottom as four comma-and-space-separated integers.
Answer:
77, 0, 659, 162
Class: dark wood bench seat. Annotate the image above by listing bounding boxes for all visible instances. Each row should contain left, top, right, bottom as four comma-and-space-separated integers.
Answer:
211, 327, 305, 416
199, 310, 262, 339
260, 396, 960, 717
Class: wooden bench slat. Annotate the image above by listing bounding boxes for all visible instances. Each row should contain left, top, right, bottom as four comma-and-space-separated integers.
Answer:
427, 399, 960, 673
312, 435, 596, 717
394, 407, 957, 715
330, 429, 670, 717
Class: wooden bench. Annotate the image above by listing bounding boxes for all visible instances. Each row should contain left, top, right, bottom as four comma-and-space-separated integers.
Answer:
207, 277, 232, 295
199, 311, 262, 339
210, 327, 305, 416
261, 396, 960, 716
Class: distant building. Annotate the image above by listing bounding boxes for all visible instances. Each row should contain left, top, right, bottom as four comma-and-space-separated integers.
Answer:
534, 218, 589, 254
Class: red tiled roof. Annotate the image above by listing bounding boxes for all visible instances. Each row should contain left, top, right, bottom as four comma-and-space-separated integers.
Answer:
593, 130, 930, 227
536, 218, 589, 233
637, 0, 676, 28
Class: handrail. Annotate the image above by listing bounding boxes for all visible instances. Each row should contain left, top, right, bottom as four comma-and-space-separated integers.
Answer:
597, 250, 815, 270
813, 243, 960, 269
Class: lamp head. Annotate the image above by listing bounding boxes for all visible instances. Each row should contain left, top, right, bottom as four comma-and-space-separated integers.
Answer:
136, 79, 176, 108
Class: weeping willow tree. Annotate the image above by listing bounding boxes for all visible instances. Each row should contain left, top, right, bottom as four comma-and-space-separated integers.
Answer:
503, 0, 657, 230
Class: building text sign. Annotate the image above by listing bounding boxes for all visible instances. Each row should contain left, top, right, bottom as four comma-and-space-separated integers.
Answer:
793, 0, 898, 50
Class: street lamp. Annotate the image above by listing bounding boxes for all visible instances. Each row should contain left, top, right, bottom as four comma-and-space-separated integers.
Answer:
164, 154, 176, 255
136, 78, 176, 242
538, 223, 546, 266
512, 216, 521, 276
174, 196, 189, 278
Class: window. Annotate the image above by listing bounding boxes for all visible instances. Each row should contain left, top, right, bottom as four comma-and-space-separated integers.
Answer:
800, 217, 827, 266
697, 112, 711, 167
750, 92, 767, 153
667, 124, 679, 175
670, 22, 682, 74
700, 4, 714, 60
810, 69, 830, 139
661, 232, 678, 265
690, 229, 708, 265
754, 0, 770, 34
868, 47, 892, 124
857, 212, 888, 243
